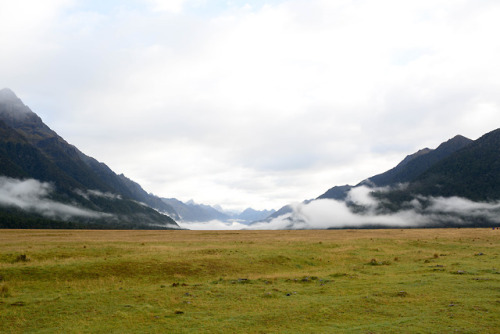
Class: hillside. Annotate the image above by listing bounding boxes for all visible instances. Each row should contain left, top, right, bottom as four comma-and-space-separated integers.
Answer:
0, 88, 179, 229
405, 128, 500, 201
260, 129, 499, 228
162, 198, 230, 222
367, 135, 473, 187
317, 135, 473, 201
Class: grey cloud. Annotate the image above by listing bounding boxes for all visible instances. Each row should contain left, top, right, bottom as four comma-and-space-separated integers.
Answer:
0, 176, 112, 220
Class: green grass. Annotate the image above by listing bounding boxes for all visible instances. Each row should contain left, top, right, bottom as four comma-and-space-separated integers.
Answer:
0, 228, 499, 333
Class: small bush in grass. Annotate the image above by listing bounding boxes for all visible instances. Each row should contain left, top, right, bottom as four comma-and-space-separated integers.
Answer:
0, 284, 10, 298
368, 258, 391, 266
14, 254, 29, 263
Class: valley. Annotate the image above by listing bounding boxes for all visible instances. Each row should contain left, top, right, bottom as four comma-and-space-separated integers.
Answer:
1, 228, 499, 333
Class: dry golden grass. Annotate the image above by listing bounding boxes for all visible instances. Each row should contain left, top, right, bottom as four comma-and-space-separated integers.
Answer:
1, 228, 499, 333
2, 227, 496, 243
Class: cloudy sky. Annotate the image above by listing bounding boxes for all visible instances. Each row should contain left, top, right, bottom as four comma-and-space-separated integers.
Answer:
1, 0, 500, 212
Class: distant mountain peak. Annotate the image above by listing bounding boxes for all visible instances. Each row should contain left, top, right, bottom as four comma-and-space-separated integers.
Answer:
0, 87, 21, 99
0, 88, 36, 122
436, 134, 471, 149
451, 134, 468, 140
0, 88, 25, 108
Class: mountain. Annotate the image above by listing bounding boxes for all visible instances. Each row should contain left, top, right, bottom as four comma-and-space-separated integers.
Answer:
255, 199, 312, 224
161, 198, 229, 222
260, 130, 499, 228
161, 198, 275, 224
317, 135, 473, 201
0, 88, 179, 229
317, 184, 352, 201
235, 208, 276, 223
400, 128, 500, 201
115, 173, 179, 220
367, 135, 473, 187
368, 128, 500, 225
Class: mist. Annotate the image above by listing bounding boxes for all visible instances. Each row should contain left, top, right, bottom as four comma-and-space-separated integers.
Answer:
177, 219, 250, 231
0, 176, 111, 220
247, 186, 500, 230
74, 188, 122, 201
3, 175, 498, 230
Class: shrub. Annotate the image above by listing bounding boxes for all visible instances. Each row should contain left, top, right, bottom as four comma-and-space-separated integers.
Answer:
14, 254, 29, 263
0, 284, 10, 298
367, 258, 391, 266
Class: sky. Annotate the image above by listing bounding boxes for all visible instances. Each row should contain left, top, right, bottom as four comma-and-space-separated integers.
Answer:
1, 0, 500, 212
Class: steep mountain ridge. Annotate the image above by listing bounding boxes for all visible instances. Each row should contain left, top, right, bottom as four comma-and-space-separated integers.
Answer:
162, 198, 230, 222
0, 120, 84, 191
0, 89, 115, 193
116, 174, 180, 220
406, 129, 500, 201
260, 130, 498, 227
317, 134, 473, 201
0, 88, 178, 217
367, 135, 473, 187
0, 88, 179, 229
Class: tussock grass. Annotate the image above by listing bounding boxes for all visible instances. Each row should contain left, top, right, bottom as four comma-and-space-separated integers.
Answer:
0, 228, 499, 333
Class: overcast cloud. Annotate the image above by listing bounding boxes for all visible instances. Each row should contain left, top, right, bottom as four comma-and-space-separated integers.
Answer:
1, 0, 500, 214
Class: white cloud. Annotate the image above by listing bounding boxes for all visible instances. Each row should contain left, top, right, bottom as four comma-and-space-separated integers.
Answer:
248, 186, 500, 230
427, 196, 500, 218
0, 176, 111, 220
146, 0, 187, 13
74, 189, 122, 200
177, 219, 248, 230
346, 186, 380, 208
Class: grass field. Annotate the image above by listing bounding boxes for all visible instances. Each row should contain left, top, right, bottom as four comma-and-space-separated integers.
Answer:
0, 228, 499, 333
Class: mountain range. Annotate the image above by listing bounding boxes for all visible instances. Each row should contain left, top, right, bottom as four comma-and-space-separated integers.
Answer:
0, 88, 274, 229
258, 129, 500, 228
161, 198, 275, 224
1, 88, 499, 229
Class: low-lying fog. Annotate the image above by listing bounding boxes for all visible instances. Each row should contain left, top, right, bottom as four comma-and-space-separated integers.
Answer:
179, 186, 500, 230
0, 176, 112, 220
2, 176, 499, 230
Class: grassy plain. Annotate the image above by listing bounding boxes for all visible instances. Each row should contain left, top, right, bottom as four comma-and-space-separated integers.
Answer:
0, 228, 499, 333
